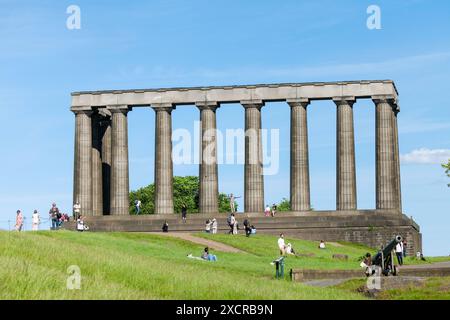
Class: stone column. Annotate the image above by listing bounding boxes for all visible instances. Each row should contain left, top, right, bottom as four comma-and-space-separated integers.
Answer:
91, 113, 103, 216
100, 112, 112, 215
374, 96, 398, 210
392, 107, 402, 212
153, 104, 175, 214
288, 99, 311, 211
242, 100, 265, 213
197, 102, 219, 214
334, 97, 357, 210
73, 109, 93, 216
109, 106, 130, 215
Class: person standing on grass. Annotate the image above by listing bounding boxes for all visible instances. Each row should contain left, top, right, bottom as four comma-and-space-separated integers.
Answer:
227, 213, 235, 234
278, 234, 286, 256
211, 218, 218, 234
205, 219, 211, 233
402, 240, 407, 257
49, 202, 60, 230
243, 219, 251, 237
15, 210, 24, 232
73, 201, 81, 220
31, 210, 40, 231
181, 203, 187, 223
233, 218, 239, 235
395, 240, 404, 265
162, 220, 169, 233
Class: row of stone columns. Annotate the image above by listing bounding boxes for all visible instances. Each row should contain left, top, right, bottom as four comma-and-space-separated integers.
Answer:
73, 96, 402, 216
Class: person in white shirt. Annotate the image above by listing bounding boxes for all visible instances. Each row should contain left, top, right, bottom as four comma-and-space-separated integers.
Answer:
278, 234, 286, 255
395, 241, 404, 265
319, 240, 326, 249
77, 215, 88, 232
211, 218, 218, 234
31, 210, 40, 231
73, 201, 81, 220
205, 219, 211, 233
135, 199, 141, 215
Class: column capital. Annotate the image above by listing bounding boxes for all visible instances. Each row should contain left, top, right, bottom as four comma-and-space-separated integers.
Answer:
332, 96, 356, 106
241, 100, 265, 109
107, 105, 130, 114
71, 106, 93, 115
151, 103, 175, 113
371, 95, 397, 104
196, 101, 219, 111
287, 98, 310, 108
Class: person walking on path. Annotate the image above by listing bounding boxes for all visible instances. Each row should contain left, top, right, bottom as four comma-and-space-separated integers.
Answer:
395, 241, 404, 265
15, 210, 24, 232
228, 193, 241, 213
134, 199, 141, 215
73, 201, 81, 220
211, 218, 218, 234
181, 204, 187, 223
49, 203, 60, 230
31, 210, 40, 231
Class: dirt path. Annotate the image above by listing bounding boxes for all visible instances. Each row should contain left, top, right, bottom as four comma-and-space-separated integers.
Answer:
153, 232, 246, 253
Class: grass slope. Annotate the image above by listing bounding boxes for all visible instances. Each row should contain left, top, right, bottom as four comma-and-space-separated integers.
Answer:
0, 231, 363, 300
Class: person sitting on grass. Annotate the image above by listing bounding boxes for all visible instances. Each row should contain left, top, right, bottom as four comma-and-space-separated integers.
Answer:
162, 220, 169, 233
76, 215, 89, 232
286, 243, 296, 255
201, 247, 217, 261
318, 240, 326, 249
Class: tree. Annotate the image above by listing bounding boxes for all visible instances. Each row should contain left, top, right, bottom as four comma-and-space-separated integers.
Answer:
277, 198, 291, 211
443, 159, 450, 187
129, 176, 234, 214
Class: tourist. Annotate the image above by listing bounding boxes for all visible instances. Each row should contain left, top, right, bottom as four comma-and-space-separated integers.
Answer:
271, 204, 277, 217
228, 193, 241, 213
201, 247, 217, 261
49, 203, 60, 230
181, 204, 187, 223
318, 240, 326, 249
233, 219, 239, 235
76, 215, 87, 232
395, 241, 404, 265
73, 201, 81, 220
264, 204, 271, 217
205, 219, 211, 233
278, 234, 286, 255
162, 220, 169, 233
31, 210, 40, 231
135, 199, 141, 215
402, 240, 407, 257
227, 213, 235, 234
243, 219, 252, 237
211, 218, 218, 234
56, 210, 63, 227
361, 253, 375, 276
286, 243, 296, 255
15, 210, 24, 232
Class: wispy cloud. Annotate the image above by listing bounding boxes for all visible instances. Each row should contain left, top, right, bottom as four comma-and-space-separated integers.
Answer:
401, 148, 450, 164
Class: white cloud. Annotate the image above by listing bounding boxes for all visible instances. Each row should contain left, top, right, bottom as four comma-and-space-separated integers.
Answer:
401, 148, 450, 164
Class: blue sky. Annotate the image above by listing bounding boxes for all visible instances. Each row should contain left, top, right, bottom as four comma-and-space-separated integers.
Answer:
0, 0, 449, 255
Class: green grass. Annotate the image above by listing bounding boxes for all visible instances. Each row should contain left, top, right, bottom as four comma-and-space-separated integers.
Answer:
334, 277, 450, 300
196, 232, 374, 270
0, 231, 364, 300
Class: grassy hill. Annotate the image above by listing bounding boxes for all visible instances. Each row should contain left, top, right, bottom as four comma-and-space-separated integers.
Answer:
0, 231, 448, 300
